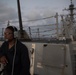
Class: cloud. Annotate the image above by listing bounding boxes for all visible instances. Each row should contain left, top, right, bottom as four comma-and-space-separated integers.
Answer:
23, 8, 56, 26
0, 2, 18, 27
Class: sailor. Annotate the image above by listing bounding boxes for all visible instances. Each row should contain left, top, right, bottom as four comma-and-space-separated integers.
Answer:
0, 26, 30, 75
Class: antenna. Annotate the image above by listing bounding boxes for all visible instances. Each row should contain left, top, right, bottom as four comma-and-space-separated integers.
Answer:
17, 0, 30, 40
63, 0, 76, 22
71, 0, 72, 4
7, 21, 10, 27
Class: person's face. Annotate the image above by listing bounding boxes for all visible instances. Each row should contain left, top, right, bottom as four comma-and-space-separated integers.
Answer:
4, 28, 14, 41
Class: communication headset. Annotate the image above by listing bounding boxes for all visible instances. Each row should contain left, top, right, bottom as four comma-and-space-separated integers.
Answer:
6, 26, 18, 38
12, 26, 18, 38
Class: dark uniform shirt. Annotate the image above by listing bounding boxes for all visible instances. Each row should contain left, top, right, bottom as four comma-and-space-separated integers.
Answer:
0, 40, 30, 75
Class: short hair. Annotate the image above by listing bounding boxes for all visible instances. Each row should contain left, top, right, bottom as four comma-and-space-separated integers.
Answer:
6, 26, 18, 32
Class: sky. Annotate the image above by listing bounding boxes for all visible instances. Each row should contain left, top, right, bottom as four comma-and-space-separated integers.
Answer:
0, 0, 76, 28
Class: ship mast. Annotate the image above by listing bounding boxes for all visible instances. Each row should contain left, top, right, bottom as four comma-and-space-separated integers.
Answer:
17, 0, 23, 31
17, 0, 25, 39
62, 0, 76, 39
69, 0, 75, 22
17, 0, 30, 40
63, 0, 76, 23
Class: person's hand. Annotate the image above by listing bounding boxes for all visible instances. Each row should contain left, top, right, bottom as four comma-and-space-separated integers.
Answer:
0, 56, 8, 65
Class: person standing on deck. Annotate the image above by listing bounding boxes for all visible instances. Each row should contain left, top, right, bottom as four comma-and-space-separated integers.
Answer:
0, 26, 30, 75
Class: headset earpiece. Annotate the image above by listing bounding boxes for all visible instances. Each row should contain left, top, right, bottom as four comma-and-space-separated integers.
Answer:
14, 31, 18, 38
12, 26, 18, 38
